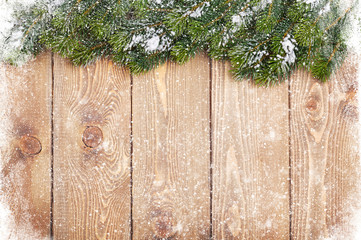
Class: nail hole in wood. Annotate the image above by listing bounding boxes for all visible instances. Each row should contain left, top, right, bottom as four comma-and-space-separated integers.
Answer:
82, 126, 103, 148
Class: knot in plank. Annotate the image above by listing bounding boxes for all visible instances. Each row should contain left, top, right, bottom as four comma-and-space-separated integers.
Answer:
20, 135, 42, 155
304, 82, 324, 121
82, 126, 103, 148
151, 210, 175, 238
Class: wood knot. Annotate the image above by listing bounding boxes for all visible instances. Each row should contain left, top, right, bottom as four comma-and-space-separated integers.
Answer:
82, 126, 103, 148
304, 82, 324, 122
305, 98, 319, 112
19, 135, 42, 155
151, 210, 175, 238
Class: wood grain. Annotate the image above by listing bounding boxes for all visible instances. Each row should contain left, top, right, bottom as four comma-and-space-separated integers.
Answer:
53, 55, 131, 239
0, 53, 52, 239
290, 55, 360, 239
132, 54, 211, 239
211, 60, 290, 239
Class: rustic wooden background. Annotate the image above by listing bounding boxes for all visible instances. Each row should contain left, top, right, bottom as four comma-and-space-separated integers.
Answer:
0, 52, 359, 239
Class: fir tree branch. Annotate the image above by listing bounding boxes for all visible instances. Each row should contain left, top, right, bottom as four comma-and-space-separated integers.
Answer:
256, 53, 267, 66
84, 0, 100, 15
102, 9, 111, 20
91, 42, 107, 50
213, 26, 227, 41
268, 0, 274, 17
308, 43, 312, 59
184, 0, 210, 18
252, 38, 271, 52
147, 8, 172, 12
130, 22, 163, 34
325, 6, 351, 31
68, 0, 82, 17
313, 0, 333, 25
328, 42, 341, 63
4, 0, 352, 84
191, 0, 209, 12
21, 14, 43, 45
204, 2, 248, 28
283, 23, 296, 38
223, 0, 234, 5
204, 2, 235, 28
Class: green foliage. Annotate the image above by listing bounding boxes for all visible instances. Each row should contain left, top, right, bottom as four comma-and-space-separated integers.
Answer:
311, 56, 331, 81
2, 0, 355, 85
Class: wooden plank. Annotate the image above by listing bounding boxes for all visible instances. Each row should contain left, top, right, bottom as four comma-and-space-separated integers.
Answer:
211, 60, 290, 239
132, 54, 211, 239
290, 55, 360, 239
0, 53, 52, 238
53, 56, 131, 239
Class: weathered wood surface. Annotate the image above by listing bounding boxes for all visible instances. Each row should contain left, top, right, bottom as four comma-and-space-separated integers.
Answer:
290, 55, 360, 239
132, 54, 211, 239
53, 55, 132, 239
0, 52, 52, 239
211, 60, 290, 239
0, 53, 359, 239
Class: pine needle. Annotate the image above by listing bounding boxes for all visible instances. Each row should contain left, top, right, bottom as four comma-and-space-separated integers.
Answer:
325, 6, 351, 31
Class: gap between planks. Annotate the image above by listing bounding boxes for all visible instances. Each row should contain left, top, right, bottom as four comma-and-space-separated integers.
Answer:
209, 56, 214, 240
288, 76, 292, 240
130, 74, 134, 240
50, 52, 55, 239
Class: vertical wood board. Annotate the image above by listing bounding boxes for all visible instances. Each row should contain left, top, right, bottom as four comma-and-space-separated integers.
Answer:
0, 53, 52, 239
290, 55, 360, 239
211, 60, 290, 239
53, 56, 132, 239
132, 54, 211, 239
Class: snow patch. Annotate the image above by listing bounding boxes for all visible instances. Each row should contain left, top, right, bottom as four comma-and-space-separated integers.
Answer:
0, 201, 15, 239
0, 0, 65, 64
0, 57, 47, 239
268, 130, 276, 140
319, 2, 331, 15
145, 35, 160, 52
232, 8, 253, 27
0, 0, 34, 63
249, 50, 268, 67
232, 15, 241, 25
281, 34, 297, 66
343, 0, 361, 56
126, 27, 173, 53
253, 0, 272, 11
0, 65, 13, 238
302, 0, 320, 5
340, 0, 361, 236
265, 219, 272, 228
46, 0, 66, 14
187, 2, 210, 18
330, 1, 361, 238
